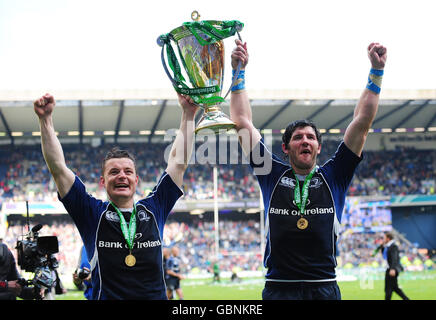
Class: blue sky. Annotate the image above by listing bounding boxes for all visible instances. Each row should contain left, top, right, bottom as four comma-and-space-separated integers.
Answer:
1, 0, 435, 92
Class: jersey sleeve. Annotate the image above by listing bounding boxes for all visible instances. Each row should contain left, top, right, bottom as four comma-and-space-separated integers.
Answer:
80, 246, 91, 269
138, 171, 183, 231
248, 139, 290, 209
320, 141, 362, 222
58, 176, 105, 251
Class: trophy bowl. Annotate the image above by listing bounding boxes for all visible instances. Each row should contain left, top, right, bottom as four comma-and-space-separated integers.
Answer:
157, 13, 244, 134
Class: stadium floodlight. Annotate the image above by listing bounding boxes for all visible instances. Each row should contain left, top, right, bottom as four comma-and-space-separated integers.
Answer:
319, 129, 326, 134
32, 132, 41, 136
190, 209, 205, 215
154, 130, 166, 135
395, 128, 406, 133
11, 132, 23, 136
83, 131, 95, 136
414, 128, 425, 132
381, 128, 392, 133
328, 129, 341, 134
118, 131, 130, 135
428, 127, 436, 132
103, 131, 115, 135
139, 130, 151, 135
67, 131, 80, 136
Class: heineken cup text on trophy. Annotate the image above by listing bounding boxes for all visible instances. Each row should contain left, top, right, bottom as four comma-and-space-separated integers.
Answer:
157, 11, 244, 134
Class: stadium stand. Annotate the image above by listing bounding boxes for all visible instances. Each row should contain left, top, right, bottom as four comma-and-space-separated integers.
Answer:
0, 140, 434, 202
0, 138, 434, 282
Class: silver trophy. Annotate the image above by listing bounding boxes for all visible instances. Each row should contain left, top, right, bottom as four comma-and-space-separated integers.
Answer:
157, 11, 244, 134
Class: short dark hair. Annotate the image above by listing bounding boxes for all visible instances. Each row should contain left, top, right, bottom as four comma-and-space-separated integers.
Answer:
282, 119, 322, 149
102, 147, 137, 174
385, 232, 394, 240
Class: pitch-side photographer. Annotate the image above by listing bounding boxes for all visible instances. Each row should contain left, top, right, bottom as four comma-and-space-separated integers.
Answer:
0, 241, 42, 300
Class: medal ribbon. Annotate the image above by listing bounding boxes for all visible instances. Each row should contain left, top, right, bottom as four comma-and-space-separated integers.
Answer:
292, 166, 317, 215
110, 202, 137, 252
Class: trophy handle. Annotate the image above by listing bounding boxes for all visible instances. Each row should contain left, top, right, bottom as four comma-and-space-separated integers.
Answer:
158, 35, 242, 103
158, 22, 244, 106
157, 36, 204, 108
158, 41, 179, 88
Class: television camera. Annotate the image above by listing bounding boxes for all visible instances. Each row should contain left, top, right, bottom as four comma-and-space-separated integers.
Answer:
14, 202, 60, 299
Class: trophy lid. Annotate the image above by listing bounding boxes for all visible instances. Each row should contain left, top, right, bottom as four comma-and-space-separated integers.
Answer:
169, 20, 224, 43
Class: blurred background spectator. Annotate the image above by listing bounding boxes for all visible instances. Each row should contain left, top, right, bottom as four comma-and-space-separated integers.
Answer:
0, 140, 434, 284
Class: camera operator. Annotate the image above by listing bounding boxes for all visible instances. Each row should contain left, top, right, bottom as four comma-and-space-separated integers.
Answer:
0, 241, 42, 300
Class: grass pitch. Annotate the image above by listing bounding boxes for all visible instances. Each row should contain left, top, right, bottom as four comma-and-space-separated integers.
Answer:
57, 270, 436, 300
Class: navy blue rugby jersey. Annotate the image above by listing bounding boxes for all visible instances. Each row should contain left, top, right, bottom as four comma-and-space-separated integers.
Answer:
59, 171, 183, 300
167, 255, 181, 280
249, 140, 362, 282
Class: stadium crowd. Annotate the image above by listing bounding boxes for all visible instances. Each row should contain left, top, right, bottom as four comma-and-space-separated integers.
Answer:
1, 217, 431, 281
163, 220, 263, 275
0, 139, 435, 281
0, 139, 435, 203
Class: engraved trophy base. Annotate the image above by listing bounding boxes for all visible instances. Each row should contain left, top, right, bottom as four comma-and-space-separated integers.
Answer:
195, 106, 236, 135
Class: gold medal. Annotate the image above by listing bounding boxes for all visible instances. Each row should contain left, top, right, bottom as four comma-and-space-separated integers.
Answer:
297, 217, 308, 230
125, 254, 136, 267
